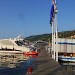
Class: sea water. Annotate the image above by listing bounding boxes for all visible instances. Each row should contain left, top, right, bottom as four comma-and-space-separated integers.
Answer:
0, 57, 37, 75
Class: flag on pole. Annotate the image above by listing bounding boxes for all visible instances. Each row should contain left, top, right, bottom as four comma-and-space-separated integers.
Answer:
50, 0, 57, 26
50, 5, 54, 26
52, 0, 57, 13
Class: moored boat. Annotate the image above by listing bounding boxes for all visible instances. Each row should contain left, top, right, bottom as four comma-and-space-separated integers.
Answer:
23, 51, 39, 55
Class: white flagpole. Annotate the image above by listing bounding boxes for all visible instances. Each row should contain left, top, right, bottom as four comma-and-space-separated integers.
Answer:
51, 0, 55, 59
55, 14, 58, 62
53, 19, 56, 59
51, 0, 58, 60
55, 0, 58, 62
52, 21, 54, 58
52, 20, 55, 59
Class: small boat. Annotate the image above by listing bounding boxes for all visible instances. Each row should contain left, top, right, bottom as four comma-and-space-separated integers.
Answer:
23, 51, 39, 55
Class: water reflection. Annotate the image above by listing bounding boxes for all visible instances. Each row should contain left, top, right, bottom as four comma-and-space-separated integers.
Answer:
0, 53, 38, 75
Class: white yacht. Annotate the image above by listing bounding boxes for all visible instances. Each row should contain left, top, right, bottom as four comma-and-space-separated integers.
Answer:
0, 37, 30, 54
0, 36, 39, 55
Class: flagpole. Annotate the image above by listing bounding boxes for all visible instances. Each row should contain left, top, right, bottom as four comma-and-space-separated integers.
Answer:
53, 19, 56, 59
52, 21, 54, 58
55, 0, 58, 62
50, 0, 58, 60
55, 14, 58, 62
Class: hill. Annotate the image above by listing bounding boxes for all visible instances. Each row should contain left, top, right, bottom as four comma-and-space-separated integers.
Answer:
25, 30, 75, 42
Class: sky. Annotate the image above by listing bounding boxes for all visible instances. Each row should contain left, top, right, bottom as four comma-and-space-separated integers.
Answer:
0, 0, 75, 38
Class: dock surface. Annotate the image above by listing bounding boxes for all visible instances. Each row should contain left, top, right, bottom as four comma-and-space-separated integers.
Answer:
31, 49, 75, 75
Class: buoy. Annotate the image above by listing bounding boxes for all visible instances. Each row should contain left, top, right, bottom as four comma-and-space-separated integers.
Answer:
27, 66, 33, 74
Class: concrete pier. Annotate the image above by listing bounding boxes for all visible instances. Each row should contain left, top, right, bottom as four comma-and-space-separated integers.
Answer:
31, 49, 60, 75
30, 49, 75, 75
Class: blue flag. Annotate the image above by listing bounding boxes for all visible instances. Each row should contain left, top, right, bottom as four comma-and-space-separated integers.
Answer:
50, 5, 54, 26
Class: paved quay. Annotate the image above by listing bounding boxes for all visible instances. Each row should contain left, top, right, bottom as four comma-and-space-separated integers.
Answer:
30, 49, 75, 75
31, 49, 60, 75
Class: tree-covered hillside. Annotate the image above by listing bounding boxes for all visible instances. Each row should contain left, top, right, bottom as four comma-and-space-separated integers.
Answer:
25, 30, 75, 42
